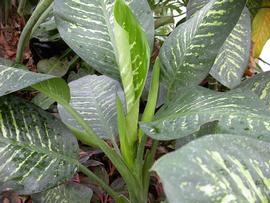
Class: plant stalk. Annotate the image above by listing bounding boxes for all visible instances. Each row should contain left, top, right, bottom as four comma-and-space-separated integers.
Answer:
16, 0, 53, 63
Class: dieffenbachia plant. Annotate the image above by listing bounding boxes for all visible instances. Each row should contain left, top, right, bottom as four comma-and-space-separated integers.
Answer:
2, 0, 270, 202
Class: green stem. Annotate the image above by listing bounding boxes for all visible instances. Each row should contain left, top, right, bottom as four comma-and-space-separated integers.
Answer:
30, 2, 54, 38
78, 163, 119, 200
61, 102, 141, 202
17, 0, 27, 16
16, 0, 53, 63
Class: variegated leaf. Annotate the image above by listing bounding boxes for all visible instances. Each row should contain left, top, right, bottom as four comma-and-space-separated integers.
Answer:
153, 134, 270, 203
0, 96, 78, 194
31, 183, 92, 203
238, 71, 270, 110
187, 0, 251, 89
58, 75, 125, 141
0, 64, 54, 97
209, 8, 251, 89
140, 86, 270, 141
159, 0, 246, 93
114, 0, 150, 112
187, 1, 251, 88
54, 0, 154, 79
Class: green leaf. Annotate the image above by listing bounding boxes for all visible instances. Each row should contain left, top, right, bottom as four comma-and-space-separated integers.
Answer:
32, 78, 70, 105
153, 134, 270, 203
114, 0, 150, 112
31, 182, 92, 203
186, 1, 251, 89
159, 0, 246, 93
37, 57, 69, 77
54, 0, 154, 79
140, 86, 270, 141
209, 8, 251, 89
31, 93, 55, 110
58, 75, 125, 142
238, 71, 270, 110
0, 96, 78, 194
0, 64, 61, 97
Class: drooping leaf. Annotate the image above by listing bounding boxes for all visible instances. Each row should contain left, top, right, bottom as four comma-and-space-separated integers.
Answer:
31, 182, 92, 203
187, 1, 251, 88
209, 8, 251, 89
0, 96, 78, 194
159, 0, 246, 93
54, 0, 154, 79
252, 0, 270, 58
0, 64, 64, 98
58, 75, 125, 142
238, 71, 270, 109
114, 0, 150, 112
140, 86, 270, 141
153, 134, 270, 203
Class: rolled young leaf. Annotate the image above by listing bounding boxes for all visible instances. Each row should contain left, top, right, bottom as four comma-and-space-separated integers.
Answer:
54, 0, 154, 79
153, 134, 270, 203
159, 0, 247, 94
140, 86, 270, 141
0, 96, 78, 194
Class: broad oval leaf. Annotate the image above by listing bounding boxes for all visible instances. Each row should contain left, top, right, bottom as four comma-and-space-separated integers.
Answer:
31, 182, 92, 203
153, 134, 270, 203
0, 96, 78, 194
238, 71, 270, 109
58, 75, 125, 141
159, 0, 246, 93
114, 0, 150, 112
140, 86, 270, 141
187, 1, 251, 89
54, 0, 154, 79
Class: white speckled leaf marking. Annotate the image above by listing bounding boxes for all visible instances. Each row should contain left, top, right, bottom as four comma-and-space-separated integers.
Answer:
0, 96, 78, 194
153, 134, 270, 203
159, 0, 246, 94
58, 75, 125, 142
238, 71, 270, 110
140, 86, 270, 141
54, 0, 154, 79
31, 182, 92, 203
187, 0, 251, 89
